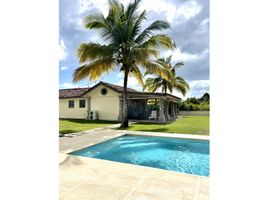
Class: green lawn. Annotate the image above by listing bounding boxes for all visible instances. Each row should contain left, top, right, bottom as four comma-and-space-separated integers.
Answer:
118, 116, 209, 135
59, 119, 118, 134
60, 116, 209, 136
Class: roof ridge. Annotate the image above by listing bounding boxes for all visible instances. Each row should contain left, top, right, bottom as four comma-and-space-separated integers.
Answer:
59, 81, 180, 100
59, 87, 90, 90
100, 81, 138, 91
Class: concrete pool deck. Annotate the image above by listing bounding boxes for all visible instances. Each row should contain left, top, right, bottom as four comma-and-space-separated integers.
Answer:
59, 128, 209, 200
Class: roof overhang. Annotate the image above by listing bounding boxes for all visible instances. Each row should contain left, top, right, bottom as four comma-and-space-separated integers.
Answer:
120, 93, 181, 102
60, 81, 181, 102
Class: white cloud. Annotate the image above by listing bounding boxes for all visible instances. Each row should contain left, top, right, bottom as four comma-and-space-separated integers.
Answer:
163, 48, 198, 62
59, 82, 79, 89
117, 72, 124, 79
60, 66, 70, 71
78, 0, 109, 16
141, 0, 177, 23
175, 0, 201, 20
141, 0, 201, 23
77, 0, 200, 24
201, 18, 209, 26
59, 82, 92, 89
163, 48, 209, 62
59, 82, 77, 89
188, 80, 209, 89
59, 40, 68, 61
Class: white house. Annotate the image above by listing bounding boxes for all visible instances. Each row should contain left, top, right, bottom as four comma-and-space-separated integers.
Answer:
59, 81, 181, 122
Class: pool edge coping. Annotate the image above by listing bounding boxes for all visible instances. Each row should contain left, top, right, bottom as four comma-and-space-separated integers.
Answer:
60, 130, 209, 154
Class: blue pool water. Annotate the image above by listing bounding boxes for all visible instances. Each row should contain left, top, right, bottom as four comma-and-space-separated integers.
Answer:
70, 135, 209, 176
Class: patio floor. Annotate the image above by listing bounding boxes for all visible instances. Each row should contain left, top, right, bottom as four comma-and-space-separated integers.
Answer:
59, 127, 209, 200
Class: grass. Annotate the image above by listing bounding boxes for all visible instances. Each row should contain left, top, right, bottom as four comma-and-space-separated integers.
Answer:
59, 119, 118, 134
59, 116, 209, 136
117, 116, 209, 135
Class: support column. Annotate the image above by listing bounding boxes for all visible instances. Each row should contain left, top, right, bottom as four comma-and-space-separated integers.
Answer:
177, 102, 179, 116
174, 103, 177, 118
171, 102, 174, 118
118, 99, 123, 120
158, 98, 166, 122
174, 102, 176, 118
166, 101, 170, 120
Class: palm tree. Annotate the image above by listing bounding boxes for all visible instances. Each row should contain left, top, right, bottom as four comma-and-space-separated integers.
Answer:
72, 0, 176, 127
143, 55, 189, 96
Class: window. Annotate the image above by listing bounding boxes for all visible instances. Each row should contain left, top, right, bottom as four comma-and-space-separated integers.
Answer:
100, 88, 108, 95
68, 100, 74, 108
79, 99, 85, 108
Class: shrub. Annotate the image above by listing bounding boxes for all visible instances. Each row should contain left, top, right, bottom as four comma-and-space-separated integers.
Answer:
178, 93, 210, 111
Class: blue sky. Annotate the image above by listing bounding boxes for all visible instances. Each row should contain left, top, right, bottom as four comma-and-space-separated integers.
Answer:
59, 0, 209, 99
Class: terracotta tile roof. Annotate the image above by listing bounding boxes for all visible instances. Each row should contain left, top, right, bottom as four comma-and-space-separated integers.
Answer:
59, 87, 90, 98
59, 81, 181, 101
101, 81, 138, 93
58, 81, 136, 98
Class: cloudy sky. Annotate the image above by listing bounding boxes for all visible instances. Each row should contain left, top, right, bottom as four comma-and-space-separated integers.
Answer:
59, 0, 209, 99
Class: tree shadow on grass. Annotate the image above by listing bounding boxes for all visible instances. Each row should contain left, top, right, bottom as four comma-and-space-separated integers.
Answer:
59, 130, 77, 134
115, 126, 169, 133
138, 128, 169, 132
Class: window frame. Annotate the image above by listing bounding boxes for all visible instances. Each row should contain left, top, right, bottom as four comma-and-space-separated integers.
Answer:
68, 100, 74, 108
79, 99, 86, 108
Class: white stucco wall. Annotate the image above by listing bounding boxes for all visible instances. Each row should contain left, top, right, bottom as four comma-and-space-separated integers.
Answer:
59, 98, 88, 119
87, 86, 120, 121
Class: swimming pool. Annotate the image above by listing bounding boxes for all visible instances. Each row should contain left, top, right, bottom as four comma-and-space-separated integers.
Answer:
70, 135, 209, 176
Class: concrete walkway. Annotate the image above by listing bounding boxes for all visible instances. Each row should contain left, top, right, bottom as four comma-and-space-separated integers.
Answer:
59, 127, 209, 200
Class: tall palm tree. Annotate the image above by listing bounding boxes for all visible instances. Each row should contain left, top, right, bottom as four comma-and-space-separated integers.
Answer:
143, 55, 189, 96
72, 0, 176, 127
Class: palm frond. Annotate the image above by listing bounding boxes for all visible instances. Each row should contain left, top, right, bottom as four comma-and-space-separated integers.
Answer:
142, 60, 173, 80
129, 10, 146, 42
174, 61, 184, 68
129, 64, 144, 86
108, 0, 120, 7
83, 14, 108, 30
77, 43, 115, 63
126, 0, 142, 20
131, 47, 159, 61
143, 78, 162, 92
166, 81, 173, 93
155, 59, 171, 70
148, 83, 162, 93
143, 55, 189, 95
73, 57, 116, 82
139, 34, 176, 50
144, 70, 154, 76
166, 55, 172, 64
135, 20, 171, 44
173, 76, 190, 96
176, 77, 190, 89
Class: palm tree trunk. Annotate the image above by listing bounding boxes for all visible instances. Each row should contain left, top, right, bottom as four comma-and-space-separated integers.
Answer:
121, 67, 129, 127
164, 82, 167, 94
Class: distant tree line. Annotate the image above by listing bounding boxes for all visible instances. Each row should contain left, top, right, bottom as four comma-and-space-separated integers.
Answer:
178, 93, 210, 111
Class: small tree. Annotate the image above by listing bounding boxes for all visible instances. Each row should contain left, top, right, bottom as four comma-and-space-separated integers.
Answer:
143, 55, 189, 96
200, 93, 210, 102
